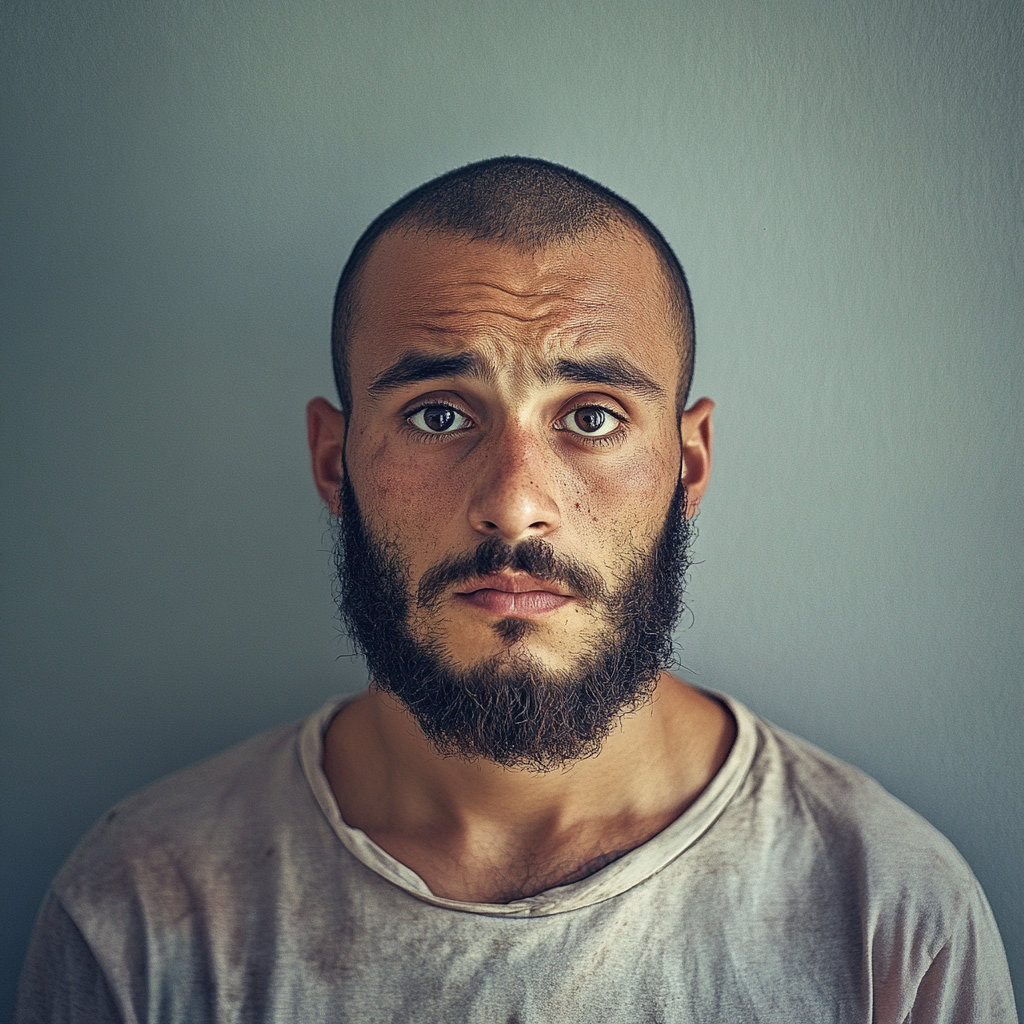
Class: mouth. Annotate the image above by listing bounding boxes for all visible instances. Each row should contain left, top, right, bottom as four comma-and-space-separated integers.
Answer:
453, 573, 574, 617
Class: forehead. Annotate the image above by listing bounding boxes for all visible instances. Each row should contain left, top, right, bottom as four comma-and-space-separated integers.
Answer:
348, 225, 682, 392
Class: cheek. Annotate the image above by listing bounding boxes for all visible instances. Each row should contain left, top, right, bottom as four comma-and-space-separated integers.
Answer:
564, 445, 678, 549
350, 436, 461, 560
619, 446, 677, 507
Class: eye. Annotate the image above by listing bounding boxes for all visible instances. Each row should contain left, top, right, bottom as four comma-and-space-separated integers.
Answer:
557, 405, 622, 438
406, 403, 472, 435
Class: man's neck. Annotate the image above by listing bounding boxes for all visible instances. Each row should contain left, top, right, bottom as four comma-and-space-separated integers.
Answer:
322, 673, 735, 903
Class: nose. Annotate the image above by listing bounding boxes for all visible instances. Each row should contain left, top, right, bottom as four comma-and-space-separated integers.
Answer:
467, 426, 561, 543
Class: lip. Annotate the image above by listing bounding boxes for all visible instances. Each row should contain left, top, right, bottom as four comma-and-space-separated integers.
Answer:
454, 574, 573, 617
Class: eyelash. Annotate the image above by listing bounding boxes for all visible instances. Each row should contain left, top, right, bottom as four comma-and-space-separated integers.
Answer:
402, 401, 629, 446
555, 403, 628, 446
402, 402, 475, 443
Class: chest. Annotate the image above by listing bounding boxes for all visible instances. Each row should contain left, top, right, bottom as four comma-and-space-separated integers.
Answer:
127, 865, 871, 1023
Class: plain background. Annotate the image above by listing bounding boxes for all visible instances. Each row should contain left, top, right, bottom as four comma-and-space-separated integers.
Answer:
2, 0, 1020, 1011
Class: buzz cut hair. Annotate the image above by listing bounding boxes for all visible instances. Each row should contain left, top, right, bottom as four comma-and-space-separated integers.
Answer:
331, 156, 696, 415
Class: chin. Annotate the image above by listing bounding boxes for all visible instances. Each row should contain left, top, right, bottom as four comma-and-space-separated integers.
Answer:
445, 626, 584, 678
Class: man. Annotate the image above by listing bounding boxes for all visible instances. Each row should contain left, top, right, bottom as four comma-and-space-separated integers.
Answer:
16, 157, 1017, 1021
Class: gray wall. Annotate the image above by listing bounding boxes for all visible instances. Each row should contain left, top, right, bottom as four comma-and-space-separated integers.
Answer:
2, 0, 1020, 1009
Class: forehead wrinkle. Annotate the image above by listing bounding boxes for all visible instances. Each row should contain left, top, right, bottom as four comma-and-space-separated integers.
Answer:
387, 262, 601, 320
392, 296, 575, 332
394, 309, 564, 334
404, 307, 636, 363
386, 302, 661, 379
385, 300, 586, 358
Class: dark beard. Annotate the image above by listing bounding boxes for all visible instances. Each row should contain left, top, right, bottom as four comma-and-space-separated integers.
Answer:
332, 474, 693, 771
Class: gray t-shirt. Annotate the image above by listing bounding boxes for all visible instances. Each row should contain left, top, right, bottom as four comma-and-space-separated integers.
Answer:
15, 692, 1018, 1023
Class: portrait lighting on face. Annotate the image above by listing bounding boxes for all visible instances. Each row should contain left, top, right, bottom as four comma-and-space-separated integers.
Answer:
320, 158, 705, 770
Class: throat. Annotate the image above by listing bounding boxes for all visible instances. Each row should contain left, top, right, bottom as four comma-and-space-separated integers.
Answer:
370, 820, 667, 905
484, 847, 634, 903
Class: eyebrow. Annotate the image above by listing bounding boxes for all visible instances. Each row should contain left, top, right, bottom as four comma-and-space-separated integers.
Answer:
365, 349, 666, 401
367, 350, 488, 396
546, 356, 666, 399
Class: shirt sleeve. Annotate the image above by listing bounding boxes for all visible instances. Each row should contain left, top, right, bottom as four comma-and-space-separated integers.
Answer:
904, 878, 1019, 1024
14, 889, 124, 1024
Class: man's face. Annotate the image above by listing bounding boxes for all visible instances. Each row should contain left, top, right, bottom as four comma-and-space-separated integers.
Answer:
343, 226, 687, 655
324, 225, 704, 766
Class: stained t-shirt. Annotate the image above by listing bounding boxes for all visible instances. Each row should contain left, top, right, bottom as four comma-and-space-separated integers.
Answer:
15, 692, 1018, 1023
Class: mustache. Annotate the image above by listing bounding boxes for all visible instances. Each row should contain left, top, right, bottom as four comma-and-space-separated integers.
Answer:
416, 536, 607, 610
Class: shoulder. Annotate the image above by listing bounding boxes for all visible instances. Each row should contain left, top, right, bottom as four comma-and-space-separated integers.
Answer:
737, 705, 1005, 966
707, 700, 1017, 1018
745, 711, 974, 889
51, 702, 342, 925
62, 721, 295, 867
749, 714, 966, 869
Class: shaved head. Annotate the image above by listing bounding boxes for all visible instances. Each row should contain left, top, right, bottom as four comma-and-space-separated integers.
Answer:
332, 157, 695, 415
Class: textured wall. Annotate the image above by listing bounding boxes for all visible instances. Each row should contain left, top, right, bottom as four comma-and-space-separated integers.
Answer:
2, 0, 1021, 1010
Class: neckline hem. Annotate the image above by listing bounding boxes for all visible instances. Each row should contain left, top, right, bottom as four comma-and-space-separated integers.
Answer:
299, 687, 757, 917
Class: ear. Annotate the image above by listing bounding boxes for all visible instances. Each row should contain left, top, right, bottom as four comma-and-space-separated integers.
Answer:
679, 397, 713, 518
306, 397, 347, 515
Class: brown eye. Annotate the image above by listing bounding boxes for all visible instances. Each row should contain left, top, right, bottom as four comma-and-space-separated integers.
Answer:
574, 408, 606, 433
407, 405, 471, 434
560, 406, 619, 438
